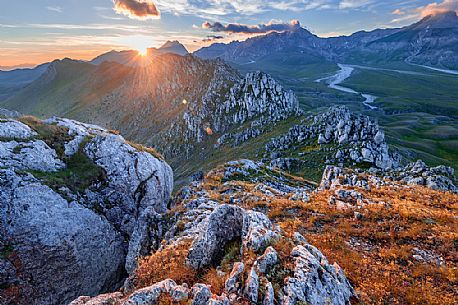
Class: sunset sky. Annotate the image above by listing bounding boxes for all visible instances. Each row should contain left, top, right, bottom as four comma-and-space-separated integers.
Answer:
1, 0, 457, 67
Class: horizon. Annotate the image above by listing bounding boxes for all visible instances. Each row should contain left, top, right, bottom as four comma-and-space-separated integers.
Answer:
1, 0, 458, 67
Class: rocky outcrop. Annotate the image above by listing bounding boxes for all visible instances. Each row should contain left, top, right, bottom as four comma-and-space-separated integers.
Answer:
266, 106, 399, 170
71, 159, 354, 305
0, 108, 21, 118
0, 117, 173, 305
320, 159, 458, 194
391, 160, 458, 193
283, 244, 354, 305
161, 70, 301, 157
187, 204, 245, 269
0, 169, 125, 305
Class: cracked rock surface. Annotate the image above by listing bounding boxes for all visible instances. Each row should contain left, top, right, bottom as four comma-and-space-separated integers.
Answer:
0, 117, 173, 305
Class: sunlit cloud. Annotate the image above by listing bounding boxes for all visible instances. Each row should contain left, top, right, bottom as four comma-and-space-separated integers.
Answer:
416, 0, 458, 17
202, 20, 301, 34
390, 0, 458, 24
113, 0, 160, 20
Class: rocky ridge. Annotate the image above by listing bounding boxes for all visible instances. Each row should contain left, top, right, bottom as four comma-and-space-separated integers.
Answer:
320, 160, 458, 194
71, 161, 355, 305
0, 117, 173, 305
265, 106, 399, 171
161, 70, 301, 158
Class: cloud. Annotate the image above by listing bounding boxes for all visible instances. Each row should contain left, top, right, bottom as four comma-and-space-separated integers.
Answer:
392, 9, 404, 15
200, 35, 224, 42
47, 6, 63, 13
417, 0, 458, 17
113, 0, 160, 20
202, 20, 301, 34
153, 0, 331, 17
339, 0, 373, 9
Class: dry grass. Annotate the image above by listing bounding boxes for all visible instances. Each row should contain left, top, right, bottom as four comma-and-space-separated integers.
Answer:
134, 240, 197, 288
277, 184, 458, 305
135, 168, 458, 304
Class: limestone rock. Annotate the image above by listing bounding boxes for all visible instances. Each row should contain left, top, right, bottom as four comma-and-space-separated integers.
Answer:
0, 117, 174, 305
255, 246, 278, 274
0, 119, 37, 139
263, 282, 275, 305
191, 284, 212, 305
245, 267, 259, 304
0, 169, 125, 305
282, 245, 354, 305
69, 292, 123, 305
266, 106, 400, 170
187, 204, 244, 269
0, 140, 65, 171
225, 262, 245, 293
242, 211, 280, 252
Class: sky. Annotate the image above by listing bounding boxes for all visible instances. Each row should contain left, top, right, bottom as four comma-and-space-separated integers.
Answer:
0, 0, 457, 67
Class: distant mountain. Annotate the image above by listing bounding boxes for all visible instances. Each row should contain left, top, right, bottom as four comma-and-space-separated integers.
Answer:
0, 63, 50, 101
90, 50, 139, 66
0, 64, 37, 71
91, 41, 189, 67
148, 40, 189, 56
195, 27, 326, 64
363, 11, 458, 68
195, 11, 458, 69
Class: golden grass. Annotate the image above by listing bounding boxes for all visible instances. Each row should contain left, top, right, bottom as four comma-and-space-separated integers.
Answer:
135, 168, 458, 304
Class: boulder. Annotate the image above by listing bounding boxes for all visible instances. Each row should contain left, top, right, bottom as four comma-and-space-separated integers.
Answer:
0, 119, 36, 139
0, 117, 173, 305
0, 169, 125, 305
187, 204, 245, 269
282, 245, 354, 305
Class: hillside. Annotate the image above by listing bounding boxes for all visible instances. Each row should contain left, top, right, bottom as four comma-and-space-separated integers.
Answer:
194, 12, 458, 175
2, 115, 456, 305
0, 55, 303, 186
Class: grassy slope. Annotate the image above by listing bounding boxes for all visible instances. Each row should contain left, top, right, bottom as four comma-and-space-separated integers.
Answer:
342, 67, 458, 170
236, 58, 458, 172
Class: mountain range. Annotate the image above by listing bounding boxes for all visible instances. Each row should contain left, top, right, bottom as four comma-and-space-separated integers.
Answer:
195, 11, 458, 69
1, 12, 458, 185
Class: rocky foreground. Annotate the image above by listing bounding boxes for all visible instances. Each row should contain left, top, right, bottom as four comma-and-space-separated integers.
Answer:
0, 117, 173, 305
1, 111, 457, 305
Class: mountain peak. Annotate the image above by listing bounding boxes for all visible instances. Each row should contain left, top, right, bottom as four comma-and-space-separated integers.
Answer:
414, 10, 458, 29
156, 40, 189, 56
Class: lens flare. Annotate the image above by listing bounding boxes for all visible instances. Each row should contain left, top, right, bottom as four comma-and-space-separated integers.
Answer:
138, 48, 148, 56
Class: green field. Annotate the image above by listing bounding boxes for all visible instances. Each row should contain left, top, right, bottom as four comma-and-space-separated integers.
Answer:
236, 58, 458, 172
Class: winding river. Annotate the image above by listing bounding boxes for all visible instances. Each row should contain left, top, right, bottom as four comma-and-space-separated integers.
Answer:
316, 64, 377, 110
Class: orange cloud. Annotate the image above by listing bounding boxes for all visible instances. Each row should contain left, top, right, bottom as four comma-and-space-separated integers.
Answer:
113, 0, 160, 20
202, 20, 301, 34
417, 0, 458, 17
392, 9, 404, 15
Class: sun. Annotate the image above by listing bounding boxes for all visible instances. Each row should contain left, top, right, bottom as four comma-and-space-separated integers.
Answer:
138, 48, 148, 56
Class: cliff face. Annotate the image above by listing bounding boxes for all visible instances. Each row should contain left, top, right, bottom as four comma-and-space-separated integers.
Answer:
0, 117, 173, 305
